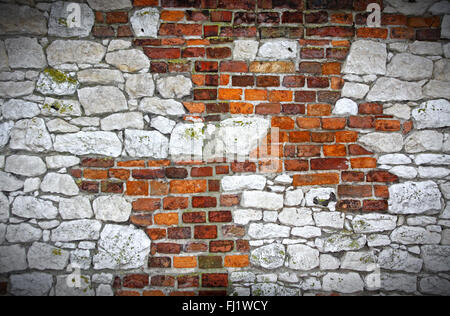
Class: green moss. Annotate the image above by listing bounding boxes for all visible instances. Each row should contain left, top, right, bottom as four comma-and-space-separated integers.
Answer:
44, 68, 77, 85
43, 100, 74, 114
184, 127, 204, 140
58, 18, 68, 27
52, 249, 62, 256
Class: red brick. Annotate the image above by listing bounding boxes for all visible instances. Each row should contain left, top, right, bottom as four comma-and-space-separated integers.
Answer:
336, 131, 358, 143
183, 212, 206, 224
126, 181, 149, 196
375, 185, 390, 199
168, 227, 192, 239
231, 162, 256, 173
79, 181, 99, 193
84, 169, 108, 180
382, 14, 407, 26
375, 120, 401, 131
170, 180, 207, 194
159, 23, 202, 36
308, 104, 331, 116
255, 103, 281, 115
323, 144, 347, 157
134, 0, 159, 5
285, 160, 309, 171
132, 198, 161, 212
220, 195, 240, 207
209, 211, 233, 223
342, 171, 365, 182
132, 169, 165, 179
117, 25, 133, 37
348, 116, 374, 129
282, 11, 303, 23
93, 26, 115, 37
163, 197, 189, 210
359, 102, 383, 114
216, 165, 229, 175
148, 256, 171, 268
366, 171, 399, 183
322, 118, 346, 130
338, 185, 372, 197
336, 200, 362, 212
407, 16, 440, 28
236, 240, 250, 252
194, 225, 218, 239
194, 89, 218, 100
198, 256, 223, 269
351, 157, 377, 169
357, 27, 388, 39
305, 11, 328, 23
191, 167, 213, 177
289, 131, 311, 143
195, 61, 219, 72
222, 225, 245, 237
185, 242, 208, 253
299, 62, 321, 74
144, 48, 181, 59
349, 144, 373, 156
183, 47, 206, 58
282, 104, 305, 115
109, 169, 130, 180
101, 181, 124, 194
293, 173, 340, 186
192, 196, 217, 208
178, 276, 199, 289
146, 228, 167, 241
363, 200, 388, 212
106, 12, 128, 24
311, 158, 349, 170
220, 61, 249, 73
311, 132, 335, 143
130, 214, 153, 226
81, 158, 114, 168
211, 11, 233, 22
202, 274, 228, 288
306, 26, 354, 37
301, 48, 324, 59
207, 47, 232, 59
156, 243, 181, 254
297, 145, 321, 157
391, 27, 415, 40
151, 275, 175, 287
210, 240, 234, 253
123, 274, 148, 289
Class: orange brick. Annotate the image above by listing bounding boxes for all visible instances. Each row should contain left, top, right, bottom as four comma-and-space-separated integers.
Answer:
84, 169, 108, 179
272, 117, 295, 130
357, 27, 388, 39
375, 120, 401, 131
336, 131, 358, 143
154, 213, 179, 226
117, 160, 146, 167
324, 144, 347, 157
147, 160, 171, 167
173, 256, 197, 268
245, 89, 268, 101
160, 10, 185, 21
331, 77, 345, 90
146, 228, 166, 240
351, 157, 377, 169
191, 74, 205, 86
183, 102, 205, 114
230, 102, 253, 114
289, 131, 311, 143
220, 74, 230, 85
218, 88, 242, 100
187, 39, 210, 46
407, 16, 440, 28
322, 62, 341, 75
332, 40, 350, 47
143, 290, 165, 296
293, 173, 340, 186
224, 255, 249, 268
117, 290, 140, 297
375, 185, 389, 199
268, 90, 293, 102
297, 117, 321, 129
150, 181, 169, 196
331, 13, 353, 25
170, 180, 207, 194
109, 169, 130, 180
308, 104, 332, 116
126, 181, 149, 196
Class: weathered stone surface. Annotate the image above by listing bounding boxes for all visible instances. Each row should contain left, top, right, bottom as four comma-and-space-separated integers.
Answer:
125, 73, 155, 99
442, 15, 450, 39
10, 273, 53, 296
444, 43, 450, 58
322, 273, 364, 294
124, 129, 168, 158
28, 242, 69, 270
0, 41, 8, 71
150, 116, 176, 134
41, 173, 79, 196
78, 69, 124, 85
10, 118, 52, 152
12, 196, 58, 220
0, 121, 14, 149
97, 284, 114, 296
87, 0, 132, 11
59, 196, 93, 220
343, 40, 387, 75
367, 78, 423, 101
78, 86, 127, 115
55, 274, 94, 296
250, 243, 285, 269
320, 254, 340, 270
390, 166, 418, 179
0, 171, 24, 192
101, 112, 144, 131
233, 40, 259, 61
378, 154, 411, 165
287, 244, 319, 271
378, 248, 423, 273
47, 40, 106, 67
234, 209, 263, 225
0, 193, 9, 223
156, 75, 192, 99
333, 98, 358, 116
42, 98, 82, 117
378, 273, 417, 293
5, 37, 46, 69
409, 41, 443, 56
317, 233, 366, 253
341, 251, 377, 272
384, 103, 411, 120
222, 175, 266, 192
169, 123, 209, 160
278, 208, 314, 227
6, 223, 42, 243
421, 245, 450, 272
342, 82, 369, 99
105, 49, 149, 73
305, 188, 336, 207
248, 223, 290, 239
0, 245, 27, 273
429, 1, 450, 14
389, 181, 442, 215
93, 224, 151, 270
0, 4, 47, 36
24, 178, 42, 193
241, 191, 284, 210
423, 80, 450, 99
284, 189, 304, 207
352, 214, 397, 233
434, 59, 450, 82
291, 226, 321, 238
2, 99, 40, 120
258, 40, 297, 60
93, 196, 131, 223
54, 132, 122, 157
0, 81, 35, 98
108, 39, 131, 52
139, 97, 186, 116
131, 8, 160, 38
49, 2, 94, 38
387, 53, 433, 80
405, 131, 443, 153
420, 276, 450, 295
52, 220, 101, 243
5, 155, 46, 177
415, 154, 450, 165
359, 133, 403, 153
47, 119, 80, 133
37, 68, 78, 96
391, 226, 441, 245
385, 0, 439, 15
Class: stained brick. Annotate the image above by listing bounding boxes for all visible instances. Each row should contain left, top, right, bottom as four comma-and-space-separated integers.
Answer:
209, 211, 233, 223
123, 274, 148, 289
210, 240, 234, 253
199, 256, 223, 269
163, 197, 189, 210
194, 225, 218, 239
192, 196, 217, 208
202, 273, 228, 287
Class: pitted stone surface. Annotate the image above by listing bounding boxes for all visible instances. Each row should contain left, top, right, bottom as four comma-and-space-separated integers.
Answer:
59, 196, 93, 220
2, 99, 41, 120
250, 244, 285, 269
233, 40, 259, 61
5, 155, 46, 177
389, 181, 442, 215
47, 40, 106, 67
41, 173, 80, 196
6, 223, 42, 243
54, 131, 123, 157
222, 175, 267, 192
131, 8, 160, 38
156, 75, 192, 99
343, 40, 387, 75
0, 245, 27, 273
139, 97, 186, 116
5, 37, 46, 69
0, 4, 47, 36
78, 86, 127, 115
287, 244, 319, 271
124, 129, 168, 158
93, 196, 132, 222
386, 53, 433, 80
48, 2, 95, 38
258, 40, 298, 60
12, 196, 58, 220
125, 73, 155, 99
28, 243, 69, 271
367, 78, 423, 101
51, 220, 102, 242
105, 49, 150, 73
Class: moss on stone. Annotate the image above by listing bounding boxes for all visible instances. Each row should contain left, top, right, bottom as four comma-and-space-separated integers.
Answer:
43, 68, 77, 85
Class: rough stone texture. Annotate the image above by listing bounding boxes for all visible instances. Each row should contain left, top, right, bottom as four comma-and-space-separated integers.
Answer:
125, 73, 155, 99
5, 37, 46, 69
78, 69, 124, 85
0, 4, 47, 36
250, 244, 285, 269
12, 196, 58, 220
54, 132, 122, 157
389, 181, 442, 215
241, 191, 284, 210
55, 274, 95, 296
51, 220, 101, 242
47, 40, 106, 67
343, 40, 387, 75
379, 273, 417, 293
233, 40, 259, 61
139, 97, 186, 116
156, 75, 192, 99
87, 0, 132, 11
352, 214, 397, 233
41, 173, 80, 196
105, 49, 150, 73
322, 273, 364, 294
93, 224, 150, 270
421, 245, 450, 272
434, 59, 450, 82
5, 155, 46, 177
222, 175, 266, 192
378, 248, 423, 273
59, 196, 93, 220
333, 98, 358, 116
341, 251, 377, 272
49, 2, 95, 38
420, 276, 450, 295
387, 53, 433, 80
28, 243, 69, 270
0, 81, 35, 98
150, 116, 176, 134
131, 8, 160, 38
2, 99, 41, 120
258, 40, 298, 60
248, 223, 290, 239
0, 245, 27, 273
100, 112, 144, 131
390, 226, 441, 245
0, 41, 9, 71
287, 245, 319, 271
359, 133, 404, 153
124, 129, 168, 158
10, 273, 53, 296
93, 196, 131, 222
78, 86, 127, 115
385, 0, 440, 15
6, 223, 42, 243
278, 208, 314, 227
367, 78, 423, 101
342, 82, 369, 99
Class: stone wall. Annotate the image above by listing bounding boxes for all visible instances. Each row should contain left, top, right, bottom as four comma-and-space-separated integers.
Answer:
0, 0, 449, 296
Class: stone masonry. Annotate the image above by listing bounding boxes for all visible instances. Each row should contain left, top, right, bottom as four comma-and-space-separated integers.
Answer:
0, 0, 449, 296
